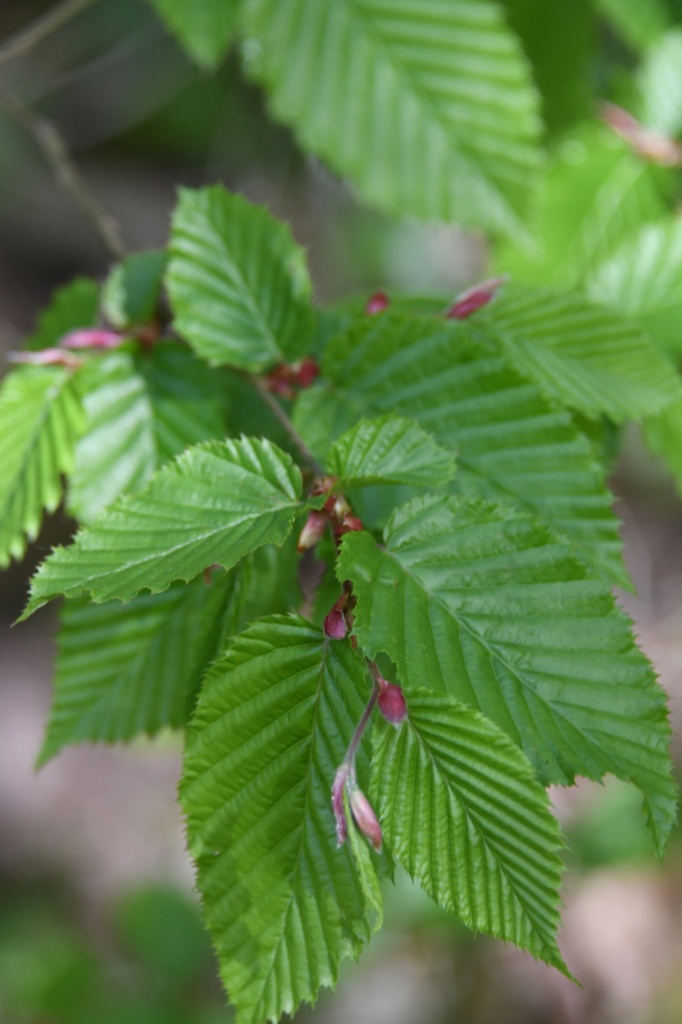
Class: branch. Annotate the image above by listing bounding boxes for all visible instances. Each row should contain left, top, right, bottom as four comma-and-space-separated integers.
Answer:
251, 375, 324, 476
0, 0, 96, 68
0, 85, 126, 261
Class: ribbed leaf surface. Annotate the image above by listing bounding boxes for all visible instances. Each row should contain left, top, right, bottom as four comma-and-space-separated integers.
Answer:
294, 314, 626, 585
167, 186, 313, 371
327, 414, 455, 490
68, 347, 226, 522
182, 617, 376, 1024
588, 222, 682, 357
23, 437, 303, 613
496, 127, 667, 289
240, 0, 540, 235
26, 277, 100, 350
39, 571, 240, 765
339, 495, 676, 853
482, 287, 681, 420
147, 0, 239, 66
371, 689, 566, 970
0, 367, 84, 568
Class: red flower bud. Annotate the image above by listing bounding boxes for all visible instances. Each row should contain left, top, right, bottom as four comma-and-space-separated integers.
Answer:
296, 510, 327, 552
365, 291, 390, 315
445, 276, 507, 320
324, 606, 348, 639
348, 787, 382, 851
60, 329, 125, 350
378, 682, 407, 726
294, 358, 320, 388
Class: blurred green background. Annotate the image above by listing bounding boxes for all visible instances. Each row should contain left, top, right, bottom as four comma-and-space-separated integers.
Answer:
3, 2, 682, 1022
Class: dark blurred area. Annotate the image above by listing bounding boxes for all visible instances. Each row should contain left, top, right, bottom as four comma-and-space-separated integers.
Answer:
2, 2, 682, 1023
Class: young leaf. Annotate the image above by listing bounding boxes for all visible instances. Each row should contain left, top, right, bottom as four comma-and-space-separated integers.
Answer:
587, 221, 682, 357
338, 494, 676, 854
102, 250, 167, 329
372, 689, 567, 971
481, 286, 681, 420
0, 366, 84, 568
326, 415, 455, 491
39, 569, 241, 765
25, 277, 100, 350
240, 0, 541, 236
181, 616, 376, 1024
294, 313, 627, 586
637, 29, 682, 137
68, 345, 226, 522
146, 0, 239, 67
167, 186, 313, 371
23, 436, 303, 614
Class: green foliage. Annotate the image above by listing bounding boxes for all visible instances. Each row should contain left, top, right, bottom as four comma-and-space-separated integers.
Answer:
25, 278, 100, 350
102, 251, 167, 330
595, 0, 669, 50
146, 0, 239, 67
371, 689, 567, 971
239, 0, 541, 235
181, 617, 377, 1024
168, 186, 312, 371
338, 494, 675, 854
0, 366, 84, 567
637, 28, 682, 134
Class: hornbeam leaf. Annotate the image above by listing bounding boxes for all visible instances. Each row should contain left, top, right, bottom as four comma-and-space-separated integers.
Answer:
68, 345, 226, 522
102, 250, 166, 329
39, 569, 241, 765
338, 495, 676, 854
167, 186, 313, 371
146, 0, 239, 67
371, 689, 567, 971
587, 221, 682, 357
240, 0, 541, 236
22, 436, 303, 614
181, 616, 376, 1024
481, 286, 681, 421
294, 313, 627, 586
326, 415, 455, 490
26, 277, 100, 350
0, 366, 84, 568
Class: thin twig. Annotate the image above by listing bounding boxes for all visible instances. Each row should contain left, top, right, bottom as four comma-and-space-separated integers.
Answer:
251, 375, 324, 476
346, 676, 380, 766
0, 0, 96, 68
0, 84, 126, 261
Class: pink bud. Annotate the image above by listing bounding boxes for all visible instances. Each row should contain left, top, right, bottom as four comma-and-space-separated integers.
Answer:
8, 347, 83, 369
60, 329, 124, 350
365, 291, 390, 315
324, 606, 348, 639
296, 510, 327, 552
332, 764, 350, 845
378, 683, 407, 726
348, 787, 382, 851
333, 495, 352, 520
294, 358, 320, 388
445, 276, 507, 320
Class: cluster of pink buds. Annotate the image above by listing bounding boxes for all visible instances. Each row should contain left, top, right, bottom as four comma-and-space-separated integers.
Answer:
296, 479, 364, 553
264, 358, 320, 399
445, 276, 507, 320
332, 763, 382, 851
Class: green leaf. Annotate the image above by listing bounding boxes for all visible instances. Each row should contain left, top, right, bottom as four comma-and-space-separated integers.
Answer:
595, 0, 668, 51
338, 495, 676, 854
240, 0, 541, 236
68, 345, 226, 522
637, 29, 682, 136
38, 569, 242, 765
167, 186, 313, 371
102, 250, 167, 330
294, 313, 627, 586
371, 689, 566, 971
181, 616, 376, 1024
23, 436, 303, 614
146, 0, 239, 67
26, 278, 100, 350
326, 415, 455, 490
587, 222, 682, 358
496, 126, 668, 289
481, 286, 681, 420
0, 366, 84, 568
